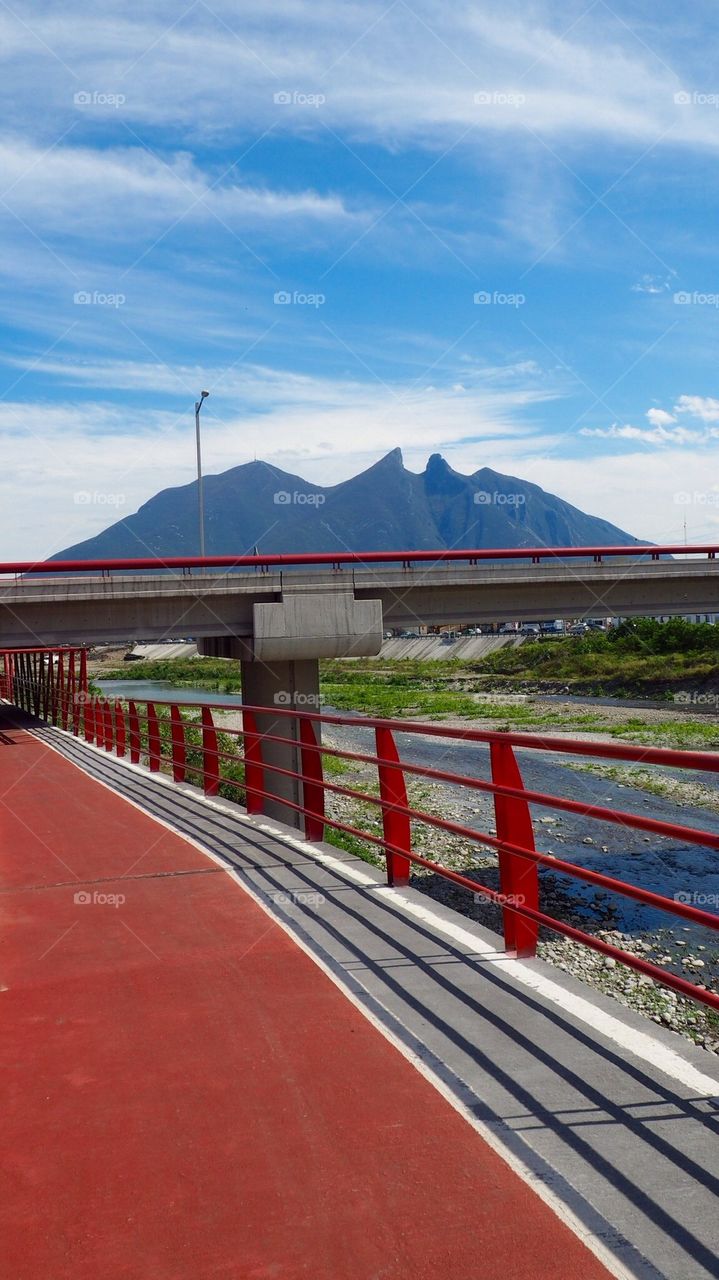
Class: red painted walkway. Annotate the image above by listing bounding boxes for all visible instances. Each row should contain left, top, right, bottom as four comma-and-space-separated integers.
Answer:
1, 718, 614, 1280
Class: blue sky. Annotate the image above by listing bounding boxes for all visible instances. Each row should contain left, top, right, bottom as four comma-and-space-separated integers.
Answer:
2, 0, 719, 557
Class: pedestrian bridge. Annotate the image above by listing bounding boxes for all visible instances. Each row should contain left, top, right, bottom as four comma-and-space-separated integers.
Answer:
1, 646, 718, 1280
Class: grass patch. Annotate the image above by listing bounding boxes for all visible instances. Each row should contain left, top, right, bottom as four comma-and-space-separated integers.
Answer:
102, 657, 243, 693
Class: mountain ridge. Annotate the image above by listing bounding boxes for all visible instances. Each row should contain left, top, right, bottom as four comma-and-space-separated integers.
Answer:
53, 450, 643, 559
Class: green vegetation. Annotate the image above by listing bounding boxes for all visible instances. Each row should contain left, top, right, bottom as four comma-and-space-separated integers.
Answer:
103, 657, 243, 693
97, 617, 719, 750
104, 618, 719, 700
568, 762, 719, 812
478, 616, 719, 691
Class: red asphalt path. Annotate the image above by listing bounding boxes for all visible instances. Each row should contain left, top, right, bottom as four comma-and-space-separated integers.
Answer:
1, 718, 615, 1280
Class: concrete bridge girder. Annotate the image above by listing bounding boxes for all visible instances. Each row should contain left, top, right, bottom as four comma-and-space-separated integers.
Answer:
0, 561, 717, 649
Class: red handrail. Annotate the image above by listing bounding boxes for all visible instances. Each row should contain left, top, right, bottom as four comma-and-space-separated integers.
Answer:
5, 661, 719, 1013
0, 542, 717, 578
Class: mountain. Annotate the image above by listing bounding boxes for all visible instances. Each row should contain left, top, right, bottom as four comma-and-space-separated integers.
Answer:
52, 449, 642, 559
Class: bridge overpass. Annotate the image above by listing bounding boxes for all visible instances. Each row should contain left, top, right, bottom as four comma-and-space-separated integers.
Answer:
1, 546, 718, 654
3, 544, 717, 825
1, 657, 718, 1280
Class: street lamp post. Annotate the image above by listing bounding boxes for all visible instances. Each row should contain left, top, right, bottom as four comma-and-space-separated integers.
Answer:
195, 390, 209, 557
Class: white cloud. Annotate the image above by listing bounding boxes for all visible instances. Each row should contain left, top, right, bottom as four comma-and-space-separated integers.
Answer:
1, 3, 717, 152
646, 407, 676, 427
0, 140, 362, 241
632, 275, 672, 295
674, 394, 719, 422
580, 397, 719, 445
517, 449, 719, 544
579, 421, 702, 446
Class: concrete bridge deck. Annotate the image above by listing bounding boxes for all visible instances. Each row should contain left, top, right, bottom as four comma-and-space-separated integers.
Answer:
2, 556, 718, 648
2, 705, 718, 1279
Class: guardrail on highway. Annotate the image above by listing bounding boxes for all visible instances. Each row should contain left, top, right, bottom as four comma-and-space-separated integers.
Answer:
0, 542, 717, 577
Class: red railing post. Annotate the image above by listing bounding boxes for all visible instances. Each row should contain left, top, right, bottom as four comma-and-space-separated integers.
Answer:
93, 697, 103, 748
242, 708, 265, 814
32, 653, 41, 716
43, 652, 52, 722
57, 652, 67, 729
375, 726, 411, 886
147, 702, 161, 772
84, 696, 95, 744
68, 652, 79, 735
300, 716, 325, 842
128, 701, 141, 764
114, 701, 126, 758
49, 652, 58, 725
22, 653, 30, 711
78, 649, 88, 701
489, 740, 539, 957
201, 706, 220, 796
102, 699, 114, 751
170, 704, 186, 783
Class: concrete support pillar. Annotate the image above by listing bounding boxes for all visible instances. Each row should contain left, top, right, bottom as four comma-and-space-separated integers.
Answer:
240, 658, 321, 829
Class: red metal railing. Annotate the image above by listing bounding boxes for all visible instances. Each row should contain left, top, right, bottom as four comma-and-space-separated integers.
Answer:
0, 647, 88, 723
0, 542, 717, 578
3, 648, 719, 1013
